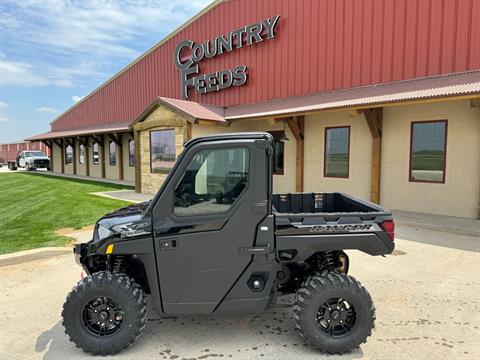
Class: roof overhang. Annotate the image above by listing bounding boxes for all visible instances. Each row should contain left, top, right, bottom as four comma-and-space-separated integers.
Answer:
225, 70, 480, 120
25, 121, 131, 142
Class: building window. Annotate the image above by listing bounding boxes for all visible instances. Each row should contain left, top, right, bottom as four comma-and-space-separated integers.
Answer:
150, 129, 176, 174
129, 139, 135, 167
268, 131, 285, 175
109, 141, 116, 166
65, 144, 73, 164
93, 142, 99, 165
324, 126, 350, 178
410, 120, 447, 183
79, 144, 85, 164
174, 147, 249, 216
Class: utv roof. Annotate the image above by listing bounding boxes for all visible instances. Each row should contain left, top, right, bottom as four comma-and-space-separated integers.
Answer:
184, 132, 273, 148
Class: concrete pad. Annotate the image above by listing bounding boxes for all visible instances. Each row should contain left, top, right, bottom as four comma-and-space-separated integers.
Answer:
1, 232, 479, 360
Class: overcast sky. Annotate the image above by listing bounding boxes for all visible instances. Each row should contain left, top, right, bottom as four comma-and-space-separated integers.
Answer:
0, 0, 211, 143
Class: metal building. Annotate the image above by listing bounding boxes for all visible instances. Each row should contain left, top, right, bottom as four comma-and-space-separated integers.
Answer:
26, 0, 480, 218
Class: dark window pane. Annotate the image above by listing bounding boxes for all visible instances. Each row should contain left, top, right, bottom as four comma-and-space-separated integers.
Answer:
92, 143, 99, 165
65, 145, 73, 164
129, 140, 135, 167
268, 131, 285, 175
150, 130, 176, 174
174, 147, 249, 216
79, 144, 85, 164
410, 121, 447, 182
325, 127, 350, 177
109, 141, 116, 166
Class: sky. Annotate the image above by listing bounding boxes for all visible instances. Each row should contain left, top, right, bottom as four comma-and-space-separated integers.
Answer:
0, 0, 212, 143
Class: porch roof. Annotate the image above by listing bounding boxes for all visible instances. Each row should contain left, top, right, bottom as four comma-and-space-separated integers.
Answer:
26, 70, 480, 142
24, 121, 131, 141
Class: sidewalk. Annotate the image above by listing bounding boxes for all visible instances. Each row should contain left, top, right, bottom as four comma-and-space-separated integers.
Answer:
37, 170, 135, 187
91, 190, 152, 203
393, 210, 480, 238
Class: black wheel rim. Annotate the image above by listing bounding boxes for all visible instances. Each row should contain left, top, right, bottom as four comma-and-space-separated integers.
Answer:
82, 297, 124, 336
316, 298, 357, 337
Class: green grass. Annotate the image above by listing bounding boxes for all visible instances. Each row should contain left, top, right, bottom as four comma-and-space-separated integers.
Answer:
0, 172, 133, 254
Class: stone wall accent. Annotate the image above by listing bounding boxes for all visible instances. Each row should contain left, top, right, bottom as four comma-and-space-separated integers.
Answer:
134, 104, 189, 195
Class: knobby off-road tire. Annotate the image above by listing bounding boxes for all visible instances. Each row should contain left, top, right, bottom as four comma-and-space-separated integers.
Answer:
62, 271, 147, 355
293, 271, 375, 354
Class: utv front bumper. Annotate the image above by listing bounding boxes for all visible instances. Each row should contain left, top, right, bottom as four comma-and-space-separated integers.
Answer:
74, 243, 88, 267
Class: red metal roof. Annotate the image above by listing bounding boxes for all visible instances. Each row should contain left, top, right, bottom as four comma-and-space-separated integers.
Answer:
158, 97, 226, 122
48, 0, 480, 132
225, 70, 480, 119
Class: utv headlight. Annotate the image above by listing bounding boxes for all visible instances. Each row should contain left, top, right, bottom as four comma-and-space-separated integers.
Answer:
96, 225, 113, 241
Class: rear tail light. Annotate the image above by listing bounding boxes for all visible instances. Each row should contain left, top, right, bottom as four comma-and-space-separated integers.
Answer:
381, 220, 395, 241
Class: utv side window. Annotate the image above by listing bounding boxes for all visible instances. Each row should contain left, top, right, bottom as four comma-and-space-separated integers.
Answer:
174, 147, 249, 216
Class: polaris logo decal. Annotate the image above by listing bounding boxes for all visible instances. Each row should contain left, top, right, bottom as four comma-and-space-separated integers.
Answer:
309, 224, 373, 233
117, 222, 150, 238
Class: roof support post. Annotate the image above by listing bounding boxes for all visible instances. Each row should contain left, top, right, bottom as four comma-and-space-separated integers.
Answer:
134, 130, 141, 193
286, 116, 305, 192
97, 135, 105, 178
362, 108, 383, 204
117, 134, 124, 181
478, 180, 480, 220
42, 140, 53, 171
85, 138, 90, 177
60, 139, 65, 174
71, 138, 77, 175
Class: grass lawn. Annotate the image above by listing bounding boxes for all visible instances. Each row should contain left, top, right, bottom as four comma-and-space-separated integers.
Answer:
0, 172, 133, 254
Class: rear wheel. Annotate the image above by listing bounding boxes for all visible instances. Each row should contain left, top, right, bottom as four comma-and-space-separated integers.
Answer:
293, 271, 375, 354
62, 271, 147, 355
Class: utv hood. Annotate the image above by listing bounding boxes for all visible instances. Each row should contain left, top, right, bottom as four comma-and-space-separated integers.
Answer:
96, 201, 151, 238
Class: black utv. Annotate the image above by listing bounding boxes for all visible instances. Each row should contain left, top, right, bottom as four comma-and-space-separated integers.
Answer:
63, 132, 395, 355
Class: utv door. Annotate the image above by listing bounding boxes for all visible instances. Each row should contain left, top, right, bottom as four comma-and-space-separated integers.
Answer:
151, 138, 274, 314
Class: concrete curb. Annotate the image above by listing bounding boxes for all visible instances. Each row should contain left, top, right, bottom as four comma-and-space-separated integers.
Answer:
0, 247, 73, 267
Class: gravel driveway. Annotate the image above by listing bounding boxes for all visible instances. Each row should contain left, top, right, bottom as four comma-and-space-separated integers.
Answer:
1, 226, 479, 360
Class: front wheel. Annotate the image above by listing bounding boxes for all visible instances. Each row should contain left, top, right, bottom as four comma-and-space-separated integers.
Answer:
293, 272, 375, 354
62, 271, 147, 355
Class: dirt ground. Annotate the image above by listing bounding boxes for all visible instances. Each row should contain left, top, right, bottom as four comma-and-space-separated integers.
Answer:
0, 226, 479, 360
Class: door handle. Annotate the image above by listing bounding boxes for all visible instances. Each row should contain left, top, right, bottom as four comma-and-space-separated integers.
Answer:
160, 239, 178, 251
239, 244, 270, 255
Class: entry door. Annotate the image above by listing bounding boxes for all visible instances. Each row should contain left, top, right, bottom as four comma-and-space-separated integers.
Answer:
152, 140, 270, 314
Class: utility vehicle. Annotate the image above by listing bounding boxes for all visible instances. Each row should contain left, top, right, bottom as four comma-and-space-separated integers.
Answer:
6, 150, 50, 171
63, 132, 394, 355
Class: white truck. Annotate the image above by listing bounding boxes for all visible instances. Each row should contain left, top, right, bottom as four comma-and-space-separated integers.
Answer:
7, 150, 51, 171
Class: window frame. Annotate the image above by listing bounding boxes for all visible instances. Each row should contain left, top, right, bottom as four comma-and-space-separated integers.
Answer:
323, 125, 351, 179
268, 131, 285, 176
64, 144, 73, 165
128, 139, 135, 167
109, 140, 116, 166
409, 119, 448, 184
150, 128, 176, 174
172, 146, 250, 218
